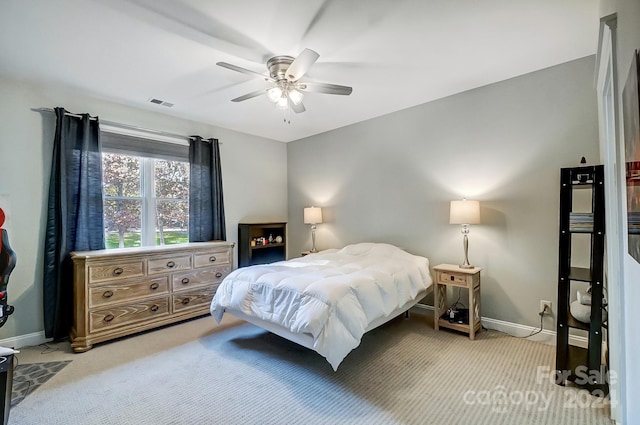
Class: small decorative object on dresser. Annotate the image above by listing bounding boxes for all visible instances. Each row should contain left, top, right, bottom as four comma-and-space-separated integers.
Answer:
432, 263, 482, 340
70, 241, 234, 352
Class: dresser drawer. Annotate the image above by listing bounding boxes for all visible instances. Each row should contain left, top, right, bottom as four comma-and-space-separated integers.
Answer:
89, 297, 170, 333
89, 277, 169, 308
173, 287, 217, 313
194, 250, 231, 268
147, 255, 191, 275
437, 271, 468, 287
172, 265, 231, 291
88, 261, 144, 284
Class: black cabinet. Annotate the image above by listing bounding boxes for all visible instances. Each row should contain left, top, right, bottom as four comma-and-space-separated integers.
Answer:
555, 165, 608, 395
238, 222, 286, 267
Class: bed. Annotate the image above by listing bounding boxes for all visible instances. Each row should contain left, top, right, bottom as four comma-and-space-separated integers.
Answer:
210, 242, 433, 370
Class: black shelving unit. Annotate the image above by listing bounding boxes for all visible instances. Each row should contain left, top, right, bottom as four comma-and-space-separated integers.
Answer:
556, 165, 607, 394
238, 222, 286, 267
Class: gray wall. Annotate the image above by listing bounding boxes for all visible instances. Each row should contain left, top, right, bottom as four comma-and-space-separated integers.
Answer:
287, 56, 599, 329
0, 77, 288, 341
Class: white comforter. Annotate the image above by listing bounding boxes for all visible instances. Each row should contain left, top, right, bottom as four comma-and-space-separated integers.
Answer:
210, 243, 432, 370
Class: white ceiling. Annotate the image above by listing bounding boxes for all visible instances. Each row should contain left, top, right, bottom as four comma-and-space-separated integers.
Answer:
0, 0, 599, 142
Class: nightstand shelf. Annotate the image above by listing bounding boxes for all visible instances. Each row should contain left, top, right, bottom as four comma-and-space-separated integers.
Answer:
433, 264, 482, 340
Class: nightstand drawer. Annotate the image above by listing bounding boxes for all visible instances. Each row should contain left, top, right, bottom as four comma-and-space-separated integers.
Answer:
437, 270, 468, 286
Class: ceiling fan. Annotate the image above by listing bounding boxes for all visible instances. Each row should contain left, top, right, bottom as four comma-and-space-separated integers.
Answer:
216, 48, 353, 114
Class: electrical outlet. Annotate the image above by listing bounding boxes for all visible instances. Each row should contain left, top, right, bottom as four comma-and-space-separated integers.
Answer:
540, 300, 552, 315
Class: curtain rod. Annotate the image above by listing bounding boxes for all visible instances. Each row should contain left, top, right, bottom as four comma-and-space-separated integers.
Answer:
32, 107, 193, 142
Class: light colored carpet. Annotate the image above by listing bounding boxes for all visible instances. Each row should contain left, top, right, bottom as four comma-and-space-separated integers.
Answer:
9, 313, 613, 425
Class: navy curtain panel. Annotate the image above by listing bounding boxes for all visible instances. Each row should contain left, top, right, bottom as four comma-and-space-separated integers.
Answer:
43, 107, 105, 340
189, 137, 226, 241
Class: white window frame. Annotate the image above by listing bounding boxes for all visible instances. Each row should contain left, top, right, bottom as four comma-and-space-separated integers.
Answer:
102, 152, 189, 248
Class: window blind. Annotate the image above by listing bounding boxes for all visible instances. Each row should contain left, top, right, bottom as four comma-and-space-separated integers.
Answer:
100, 131, 189, 162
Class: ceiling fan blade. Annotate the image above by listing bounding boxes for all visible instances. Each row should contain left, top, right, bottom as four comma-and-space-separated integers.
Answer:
217, 62, 274, 82
285, 48, 320, 82
231, 89, 267, 102
290, 101, 306, 114
113, 0, 270, 63
298, 82, 352, 96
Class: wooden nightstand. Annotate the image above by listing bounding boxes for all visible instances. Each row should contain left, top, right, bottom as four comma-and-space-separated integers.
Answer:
433, 264, 482, 340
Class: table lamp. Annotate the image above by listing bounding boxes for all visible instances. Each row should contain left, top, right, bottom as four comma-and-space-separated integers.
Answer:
303, 207, 323, 253
449, 199, 480, 269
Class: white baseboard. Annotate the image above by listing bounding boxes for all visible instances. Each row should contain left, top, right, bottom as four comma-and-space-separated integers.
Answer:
411, 304, 588, 348
0, 308, 592, 351
0, 331, 50, 349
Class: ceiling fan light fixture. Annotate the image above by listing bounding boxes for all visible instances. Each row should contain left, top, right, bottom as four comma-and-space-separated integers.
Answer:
267, 86, 283, 103
276, 95, 289, 110
217, 48, 352, 117
288, 89, 304, 105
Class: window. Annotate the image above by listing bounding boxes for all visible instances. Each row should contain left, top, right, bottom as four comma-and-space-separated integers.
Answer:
102, 153, 189, 248
100, 130, 190, 249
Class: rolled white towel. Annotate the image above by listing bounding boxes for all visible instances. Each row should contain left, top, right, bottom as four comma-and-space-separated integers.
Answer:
577, 290, 591, 305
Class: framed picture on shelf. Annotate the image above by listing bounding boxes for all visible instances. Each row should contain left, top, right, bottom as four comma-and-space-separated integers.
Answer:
623, 50, 640, 263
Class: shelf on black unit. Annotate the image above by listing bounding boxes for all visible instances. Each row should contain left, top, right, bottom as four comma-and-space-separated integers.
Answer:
567, 312, 591, 331
568, 267, 591, 282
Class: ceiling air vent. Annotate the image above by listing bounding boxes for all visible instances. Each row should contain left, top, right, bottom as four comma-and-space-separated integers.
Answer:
148, 98, 174, 108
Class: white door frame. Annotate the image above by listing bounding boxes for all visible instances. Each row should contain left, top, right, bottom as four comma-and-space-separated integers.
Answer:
596, 14, 624, 423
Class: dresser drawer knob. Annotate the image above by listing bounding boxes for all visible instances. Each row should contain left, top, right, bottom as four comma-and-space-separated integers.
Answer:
181, 298, 190, 305
215, 272, 223, 278
150, 304, 160, 312
102, 290, 114, 298
113, 267, 124, 276
150, 283, 160, 290
209, 256, 217, 262
166, 261, 175, 268
450, 275, 454, 281
181, 278, 190, 285
104, 314, 115, 323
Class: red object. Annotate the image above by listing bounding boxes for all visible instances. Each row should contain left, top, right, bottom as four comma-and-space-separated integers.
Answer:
0, 292, 4, 300
0, 207, 4, 251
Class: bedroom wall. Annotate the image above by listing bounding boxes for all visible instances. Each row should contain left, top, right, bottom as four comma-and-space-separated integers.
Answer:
287, 56, 599, 331
0, 76, 288, 342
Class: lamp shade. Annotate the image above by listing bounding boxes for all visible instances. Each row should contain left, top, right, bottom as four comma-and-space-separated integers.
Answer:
304, 207, 323, 224
449, 200, 480, 225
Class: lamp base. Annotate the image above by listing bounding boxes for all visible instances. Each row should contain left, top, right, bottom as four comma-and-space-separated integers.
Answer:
459, 263, 475, 269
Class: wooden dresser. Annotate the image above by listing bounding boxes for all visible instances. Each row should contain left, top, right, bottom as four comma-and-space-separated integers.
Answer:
70, 241, 234, 352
